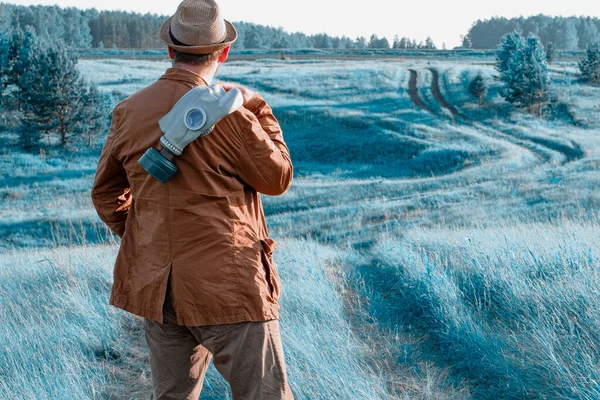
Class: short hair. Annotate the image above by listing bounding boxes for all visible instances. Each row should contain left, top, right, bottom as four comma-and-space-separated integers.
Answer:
172, 48, 221, 66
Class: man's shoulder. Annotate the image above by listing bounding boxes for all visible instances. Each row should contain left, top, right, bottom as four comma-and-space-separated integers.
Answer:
117, 79, 174, 111
109, 79, 184, 148
217, 104, 257, 137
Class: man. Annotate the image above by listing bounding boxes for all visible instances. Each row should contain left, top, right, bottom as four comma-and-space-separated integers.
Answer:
91, 0, 294, 398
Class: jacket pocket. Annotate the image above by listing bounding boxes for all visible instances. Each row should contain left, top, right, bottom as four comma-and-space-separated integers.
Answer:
260, 237, 281, 302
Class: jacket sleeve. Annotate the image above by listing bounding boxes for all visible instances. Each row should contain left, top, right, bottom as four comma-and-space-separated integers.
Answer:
91, 106, 131, 238
235, 93, 293, 196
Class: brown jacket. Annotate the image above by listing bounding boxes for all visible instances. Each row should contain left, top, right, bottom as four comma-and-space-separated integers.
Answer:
91, 68, 293, 326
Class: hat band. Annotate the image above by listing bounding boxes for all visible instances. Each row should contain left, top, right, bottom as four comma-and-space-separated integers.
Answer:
169, 24, 190, 46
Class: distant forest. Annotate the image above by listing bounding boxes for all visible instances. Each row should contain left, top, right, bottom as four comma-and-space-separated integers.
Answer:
1, 4, 600, 50
0, 3, 403, 50
465, 15, 600, 49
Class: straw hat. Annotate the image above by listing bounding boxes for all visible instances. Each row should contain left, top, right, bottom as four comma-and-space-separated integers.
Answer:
159, 0, 238, 55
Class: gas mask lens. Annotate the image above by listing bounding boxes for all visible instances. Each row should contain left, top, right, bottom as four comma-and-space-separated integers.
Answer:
184, 108, 207, 131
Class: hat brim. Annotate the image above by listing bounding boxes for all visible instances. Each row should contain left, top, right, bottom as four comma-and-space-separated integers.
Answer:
159, 16, 238, 55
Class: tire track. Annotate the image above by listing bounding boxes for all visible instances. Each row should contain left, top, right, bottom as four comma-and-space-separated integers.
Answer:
427, 68, 583, 164
509, 134, 584, 162
408, 69, 437, 115
274, 67, 584, 245
412, 67, 549, 163
429, 68, 469, 121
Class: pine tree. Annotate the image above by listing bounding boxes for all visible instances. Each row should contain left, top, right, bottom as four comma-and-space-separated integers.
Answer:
496, 32, 526, 106
424, 36, 436, 49
355, 37, 367, 49
579, 19, 599, 49
555, 19, 578, 49
0, 28, 40, 146
496, 32, 523, 78
368, 34, 379, 49
312, 34, 332, 49
468, 73, 488, 104
579, 42, 600, 83
19, 41, 87, 147
76, 84, 111, 148
461, 35, 472, 49
496, 33, 550, 114
7, 27, 38, 111
522, 36, 550, 113
273, 34, 290, 49
366, 34, 390, 49
379, 37, 390, 49
340, 36, 355, 49
331, 37, 341, 49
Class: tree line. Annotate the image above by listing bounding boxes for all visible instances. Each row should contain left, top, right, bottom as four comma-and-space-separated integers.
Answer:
4, 4, 600, 52
463, 15, 600, 49
0, 3, 435, 50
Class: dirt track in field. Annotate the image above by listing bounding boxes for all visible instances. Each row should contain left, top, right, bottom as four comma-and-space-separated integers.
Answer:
408, 69, 436, 115
429, 68, 469, 121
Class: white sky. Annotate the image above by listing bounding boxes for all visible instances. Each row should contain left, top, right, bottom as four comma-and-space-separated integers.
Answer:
7, 0, 600, 48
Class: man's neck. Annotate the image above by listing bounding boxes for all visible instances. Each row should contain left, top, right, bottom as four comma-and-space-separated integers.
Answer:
172, 62, 218, 85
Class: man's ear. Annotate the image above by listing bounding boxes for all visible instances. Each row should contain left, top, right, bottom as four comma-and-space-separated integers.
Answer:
218, 45, 230, 63
168, 46, 175, 60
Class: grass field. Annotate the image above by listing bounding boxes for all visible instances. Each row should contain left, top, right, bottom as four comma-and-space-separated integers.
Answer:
1, 56, 600, 399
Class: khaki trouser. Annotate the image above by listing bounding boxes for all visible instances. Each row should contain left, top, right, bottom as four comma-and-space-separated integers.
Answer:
143, 289, 295, 400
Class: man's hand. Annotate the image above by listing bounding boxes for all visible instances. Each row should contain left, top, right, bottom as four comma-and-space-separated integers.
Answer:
115, 188, 132, 213
219, 82, 256, 106
159, 84, 243, 156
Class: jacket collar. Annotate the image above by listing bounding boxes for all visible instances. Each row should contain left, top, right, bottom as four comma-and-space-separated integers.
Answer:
159, 67, 209, 87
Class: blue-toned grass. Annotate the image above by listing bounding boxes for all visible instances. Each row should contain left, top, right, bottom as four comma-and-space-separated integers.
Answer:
0, 246, 135, 399
276, 238, 391, 399
350, 222, 600, 399
0, 238, 391, 399
2, 56, 599, 399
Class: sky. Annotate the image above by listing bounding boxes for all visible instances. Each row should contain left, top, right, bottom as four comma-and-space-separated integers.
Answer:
6, 0, 600, 48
